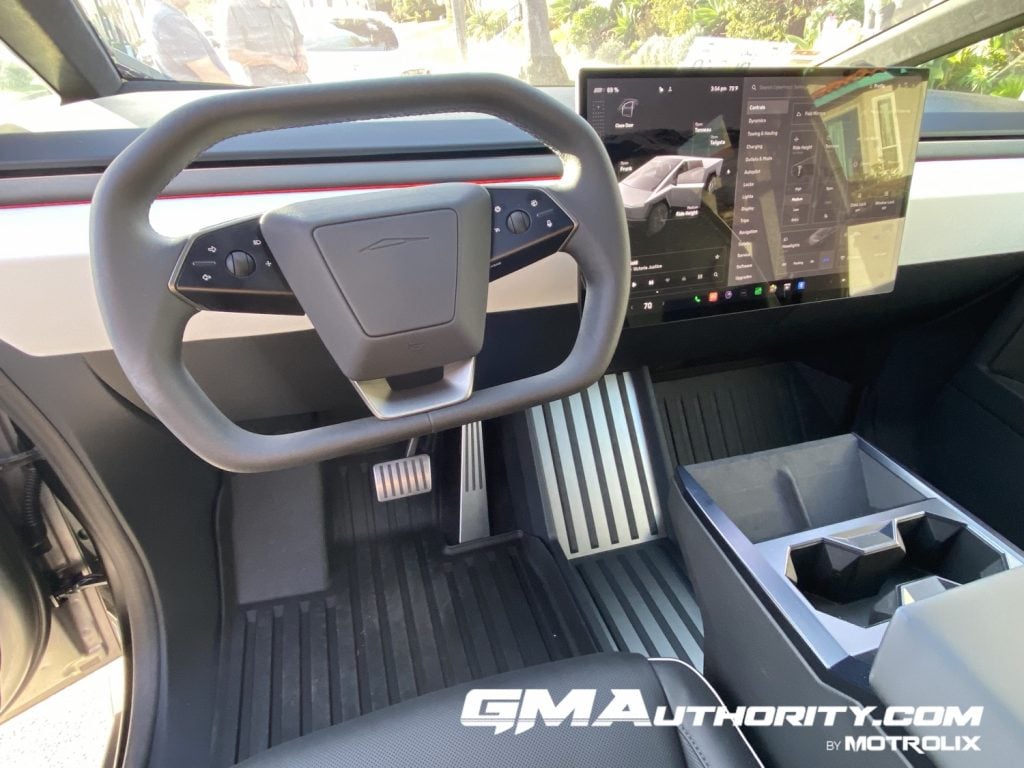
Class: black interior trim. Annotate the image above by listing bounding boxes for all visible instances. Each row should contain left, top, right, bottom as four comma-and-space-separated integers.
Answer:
1, 87, 1021, 180
1, 0, 121, 102
0, 139, 1019, 207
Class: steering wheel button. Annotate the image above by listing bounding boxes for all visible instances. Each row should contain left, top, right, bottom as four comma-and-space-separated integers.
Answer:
226, 250, 257, 278
506, 210, 531, 234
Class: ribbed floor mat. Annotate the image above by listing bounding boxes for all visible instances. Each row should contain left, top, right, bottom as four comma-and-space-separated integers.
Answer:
576, 539, 704, 669
655, 362, 849, 466
214, 463, 597, 766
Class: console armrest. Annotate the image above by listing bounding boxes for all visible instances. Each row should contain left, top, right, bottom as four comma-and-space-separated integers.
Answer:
870, 567, 1024, 766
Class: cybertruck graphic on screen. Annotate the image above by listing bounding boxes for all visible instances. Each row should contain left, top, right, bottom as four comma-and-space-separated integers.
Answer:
619, 155, 724, 235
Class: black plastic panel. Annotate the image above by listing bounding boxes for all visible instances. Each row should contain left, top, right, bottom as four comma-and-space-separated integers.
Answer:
0, 87, 1020, 178
173, 217, 302, 314
488, 188, 574, 280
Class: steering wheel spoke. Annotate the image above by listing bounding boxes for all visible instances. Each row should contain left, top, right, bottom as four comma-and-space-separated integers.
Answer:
352, 358, 476, 420
170, 216, 302, 315
91, 74, 629, 471
486, 187, 576, 280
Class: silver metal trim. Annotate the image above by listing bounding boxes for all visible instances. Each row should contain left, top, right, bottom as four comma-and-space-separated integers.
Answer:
529, 371, 664, 559
373, 454, 433, 502
353, 357, 475, 420
458, 421, 490, 542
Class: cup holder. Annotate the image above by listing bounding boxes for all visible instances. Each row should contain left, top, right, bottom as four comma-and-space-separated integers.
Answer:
786, 512, 1008, 627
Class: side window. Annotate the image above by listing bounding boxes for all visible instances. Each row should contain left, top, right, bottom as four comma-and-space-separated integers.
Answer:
0, 39, 53, 102
0, 40, 58, 133
923, 29, 1024, 101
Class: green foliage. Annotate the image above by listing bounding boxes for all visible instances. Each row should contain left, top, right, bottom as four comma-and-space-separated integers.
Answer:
991, 75, 1024, 99
390, 0, 445, 23
613, 0, 658, 46
927, 31, 1024, 99
693, 0, 729, 36
722, 0, 815, 41
816, 0, 864, 22
563, 0, 705, 60
467, 9, 507, 40
648, 0, 695, 37
551, 0, 1024, 104
550, 0, 593, 27
800, 0, 864, 48
0, 60, 49, 98
594, 38, 628, 64
568, 4, 614, 55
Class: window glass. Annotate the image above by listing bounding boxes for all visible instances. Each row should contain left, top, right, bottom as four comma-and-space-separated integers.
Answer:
923, 29, 1024, 100
71, 0, 951, 88
0, 40, 57, 129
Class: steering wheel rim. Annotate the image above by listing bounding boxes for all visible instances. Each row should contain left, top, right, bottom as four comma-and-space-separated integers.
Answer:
90, 74, 629, 472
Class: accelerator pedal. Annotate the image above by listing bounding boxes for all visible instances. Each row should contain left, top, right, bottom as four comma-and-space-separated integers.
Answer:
373, 453, 432, 502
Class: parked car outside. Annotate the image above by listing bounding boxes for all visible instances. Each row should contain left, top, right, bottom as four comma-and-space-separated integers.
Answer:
302, 12, 428, 82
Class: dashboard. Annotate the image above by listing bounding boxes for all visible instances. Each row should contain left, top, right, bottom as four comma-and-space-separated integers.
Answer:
581, 68, 929, 325
0, 79, 1022, 367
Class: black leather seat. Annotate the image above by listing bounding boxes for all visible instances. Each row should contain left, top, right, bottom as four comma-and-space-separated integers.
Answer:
239, 653, 763, 767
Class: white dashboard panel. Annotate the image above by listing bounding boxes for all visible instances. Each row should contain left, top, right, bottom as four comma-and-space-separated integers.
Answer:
1, 157, 1022, 357
901, 158, 1024, 265
0, 188, 579, 357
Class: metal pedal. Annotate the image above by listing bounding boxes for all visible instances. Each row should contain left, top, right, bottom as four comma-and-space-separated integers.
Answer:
458, 422, 489, 542
373, 454, 432, 502
527, 372, 664, 558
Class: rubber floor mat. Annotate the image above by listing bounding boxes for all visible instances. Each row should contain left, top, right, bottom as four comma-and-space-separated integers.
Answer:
576, 539, 704, 669
655, 362, 850, 466
213, 462, 597, 766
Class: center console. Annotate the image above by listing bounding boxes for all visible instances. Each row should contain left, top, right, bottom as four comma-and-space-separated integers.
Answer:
658, 424, 1024, 766
677, 434, 1023, 676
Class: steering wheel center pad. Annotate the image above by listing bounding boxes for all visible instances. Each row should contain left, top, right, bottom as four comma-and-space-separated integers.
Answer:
261, 183, 490, 381
90, 74, 628, 472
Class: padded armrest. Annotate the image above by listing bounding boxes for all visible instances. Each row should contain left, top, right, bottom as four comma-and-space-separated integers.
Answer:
870, 567, 1024, 767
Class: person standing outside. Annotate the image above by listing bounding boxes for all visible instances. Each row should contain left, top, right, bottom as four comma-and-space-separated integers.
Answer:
145, 0, 230, 83
225, 0, 310, 86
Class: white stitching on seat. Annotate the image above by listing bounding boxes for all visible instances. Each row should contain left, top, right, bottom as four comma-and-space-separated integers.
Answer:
647, 656, 766, 768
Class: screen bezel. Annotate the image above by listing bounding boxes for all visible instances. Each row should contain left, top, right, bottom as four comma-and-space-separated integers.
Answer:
578, 66, 930, 326
578, 66, 930, 115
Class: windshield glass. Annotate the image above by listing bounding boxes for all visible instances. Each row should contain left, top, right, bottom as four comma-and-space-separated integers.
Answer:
72, 0, 949, 87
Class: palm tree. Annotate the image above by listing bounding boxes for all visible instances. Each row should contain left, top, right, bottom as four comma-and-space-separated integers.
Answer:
520, 0, 569, 85
451, 0, 468, 60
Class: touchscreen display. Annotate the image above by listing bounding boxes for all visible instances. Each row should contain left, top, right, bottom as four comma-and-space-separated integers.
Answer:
579, 68, 928, 325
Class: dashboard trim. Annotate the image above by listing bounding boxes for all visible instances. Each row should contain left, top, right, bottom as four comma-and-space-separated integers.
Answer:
3, 140, 1023, 208
1, 156, 1023, 357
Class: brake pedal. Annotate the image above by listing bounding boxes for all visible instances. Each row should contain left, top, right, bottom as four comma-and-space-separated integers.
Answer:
373, 454, 432, 502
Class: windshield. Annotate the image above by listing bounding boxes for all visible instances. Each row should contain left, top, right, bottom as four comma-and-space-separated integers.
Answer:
622, 157, 678, 190
71, 0, 949, 87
